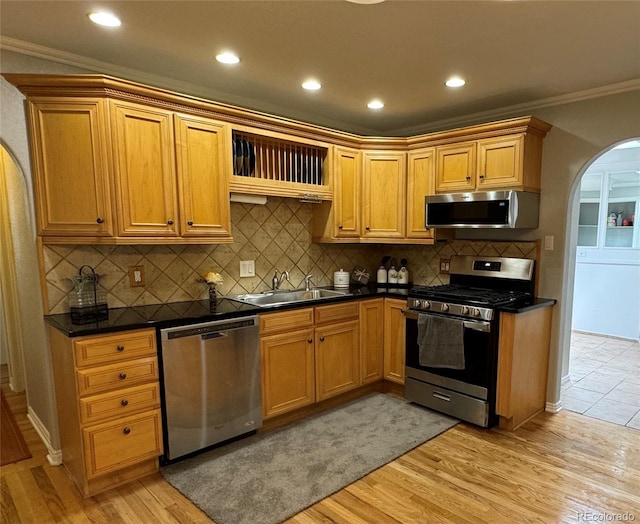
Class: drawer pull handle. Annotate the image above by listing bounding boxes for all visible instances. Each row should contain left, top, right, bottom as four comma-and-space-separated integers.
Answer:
433, 391, 451, 402
121, 399, 129, 406
116, 345, 125, 352
119, 372, 127, 380
123, 427, 131, 435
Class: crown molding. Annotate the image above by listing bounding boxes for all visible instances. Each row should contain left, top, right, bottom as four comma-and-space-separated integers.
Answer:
3, 36, 639, 137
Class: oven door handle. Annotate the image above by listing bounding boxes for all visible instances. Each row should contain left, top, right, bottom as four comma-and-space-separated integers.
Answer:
403, 309, 491, 332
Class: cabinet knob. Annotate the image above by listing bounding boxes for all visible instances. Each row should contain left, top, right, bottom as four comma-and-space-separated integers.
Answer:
308, 339, 313, 344
365, 226, 370, 230
96, 217, 104, 224
123, 427, 131, 435
116, 345, 125, 352
320, 336, 325, 342
465, 176, 471, 181
187, 220, 194, 226
479, 174, 484, 179
121, 399, 129, 406
119, 372, 127, 380
167, 219, 174, 225
338, 225, 343, 230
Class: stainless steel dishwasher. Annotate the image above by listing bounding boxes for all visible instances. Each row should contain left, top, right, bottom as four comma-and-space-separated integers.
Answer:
159, 315, 261, 461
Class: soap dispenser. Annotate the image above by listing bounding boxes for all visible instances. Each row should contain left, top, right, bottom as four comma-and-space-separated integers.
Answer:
398, 258, 409, 285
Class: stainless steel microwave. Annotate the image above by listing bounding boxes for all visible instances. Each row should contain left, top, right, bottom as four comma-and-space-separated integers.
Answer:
425, 190, 540, 228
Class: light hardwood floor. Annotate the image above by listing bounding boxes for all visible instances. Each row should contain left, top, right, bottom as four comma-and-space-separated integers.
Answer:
1, 377, 639, 524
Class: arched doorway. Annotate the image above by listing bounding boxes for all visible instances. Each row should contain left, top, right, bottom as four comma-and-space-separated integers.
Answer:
562, 138, 640, 429
0, 144, 27, 392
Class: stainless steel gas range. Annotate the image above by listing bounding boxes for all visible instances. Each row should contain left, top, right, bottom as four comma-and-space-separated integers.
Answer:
404, 255, 535, 427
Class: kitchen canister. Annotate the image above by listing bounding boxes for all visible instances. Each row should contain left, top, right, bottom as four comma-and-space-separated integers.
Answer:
333, 269, 350, 288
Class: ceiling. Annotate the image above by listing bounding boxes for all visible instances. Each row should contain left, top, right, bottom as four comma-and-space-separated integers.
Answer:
2, 0, 640, 136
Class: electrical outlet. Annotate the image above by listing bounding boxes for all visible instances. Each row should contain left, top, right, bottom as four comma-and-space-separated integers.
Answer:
129, 265, 145, 287
240, 260, 255, 277
439, 258, 450, 274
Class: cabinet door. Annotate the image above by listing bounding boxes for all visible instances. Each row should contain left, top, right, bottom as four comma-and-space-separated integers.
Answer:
174, 114, 232, 239
407, 148, 436, 239
110, 100, 179, 236
359, 299, 384, 384
27, 99, 113, 237
333, 146, 361, 238
315, 320, 360, 401
435, 142, 476, 192
383, 298, 406, 384
261, 329, 315, 418
362, 152, 406, 238
477, 135, 523, 189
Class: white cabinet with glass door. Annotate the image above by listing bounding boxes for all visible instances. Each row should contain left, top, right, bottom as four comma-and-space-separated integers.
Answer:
574, 146, 640, 340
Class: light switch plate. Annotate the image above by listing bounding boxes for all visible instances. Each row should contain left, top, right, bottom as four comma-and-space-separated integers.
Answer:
240, 260, 255, 277
544, 235, 554, 251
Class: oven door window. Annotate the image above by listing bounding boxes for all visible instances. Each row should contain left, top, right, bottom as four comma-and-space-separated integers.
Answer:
405, 313, 497, 389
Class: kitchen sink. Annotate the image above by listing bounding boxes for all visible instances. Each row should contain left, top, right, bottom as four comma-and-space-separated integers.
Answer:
230, 288, 351, 308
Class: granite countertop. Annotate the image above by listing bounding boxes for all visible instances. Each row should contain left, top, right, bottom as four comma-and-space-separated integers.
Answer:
45, 284, 412, 337
45, 284, 555, 338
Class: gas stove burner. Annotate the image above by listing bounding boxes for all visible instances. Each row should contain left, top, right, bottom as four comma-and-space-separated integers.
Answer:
410, 284, 531, 307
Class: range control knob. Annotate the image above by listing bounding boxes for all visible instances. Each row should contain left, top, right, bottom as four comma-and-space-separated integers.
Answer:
423, 300, 431, 309
471, 308, 481, 317
460, 306, 469, 315
441, 303, 449, 312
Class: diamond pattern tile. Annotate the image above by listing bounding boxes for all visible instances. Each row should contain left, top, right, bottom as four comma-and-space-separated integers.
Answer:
42, 197, 539, 312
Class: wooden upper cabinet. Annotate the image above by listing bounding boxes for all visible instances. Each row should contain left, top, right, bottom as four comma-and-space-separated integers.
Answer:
174, 114, 232, 239
110, 100, 179, 237
407, 148, 435, 239
333, 146, 361, 238
435, 142, 476, 193
362, 151, 406, 238
26, 98, 113, 237
477, 134, 524, 189
435, 131, 543, 193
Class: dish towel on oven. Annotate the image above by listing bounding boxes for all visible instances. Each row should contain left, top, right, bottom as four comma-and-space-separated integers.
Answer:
417, 314, 465, 369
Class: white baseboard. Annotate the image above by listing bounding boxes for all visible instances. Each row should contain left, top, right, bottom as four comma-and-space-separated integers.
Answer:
27, 407, 62, 466
545, 400, 563, 414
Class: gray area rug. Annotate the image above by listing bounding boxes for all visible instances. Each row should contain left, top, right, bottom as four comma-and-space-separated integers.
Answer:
161, 393, 457, 524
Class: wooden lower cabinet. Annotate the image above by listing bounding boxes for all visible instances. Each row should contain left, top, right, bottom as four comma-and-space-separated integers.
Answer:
260, 328, 315, 418
383, 298, 406, 384
359, 298, 385, 384
496, 305, 553, 430
315, 320, 360, 401
48, 326, 163, 497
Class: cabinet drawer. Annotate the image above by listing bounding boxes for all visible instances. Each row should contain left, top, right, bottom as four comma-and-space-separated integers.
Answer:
83, 409, 163, 479
74, 329, 156, 367
79, 383, 161, 425
260, 308, 314, 335
314, 302, 358, 325
77, 357, 159, 397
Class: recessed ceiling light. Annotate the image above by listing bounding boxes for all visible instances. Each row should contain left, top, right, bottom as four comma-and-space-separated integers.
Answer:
216, 52, 240, 65
445, 76, 466, 88
367, 100, 384, 110
302, 80, 322, 91
87, 12, 121, 27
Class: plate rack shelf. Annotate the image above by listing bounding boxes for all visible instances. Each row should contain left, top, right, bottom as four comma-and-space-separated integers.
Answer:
229, 130, 331, 200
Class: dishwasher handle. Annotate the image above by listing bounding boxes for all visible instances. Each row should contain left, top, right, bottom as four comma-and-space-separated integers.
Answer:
202, 332, 228, 340
163, 315, 258, 341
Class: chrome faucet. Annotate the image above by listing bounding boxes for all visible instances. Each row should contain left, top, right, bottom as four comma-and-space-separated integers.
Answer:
304, 274, 315, 291
272, 270, 291, 290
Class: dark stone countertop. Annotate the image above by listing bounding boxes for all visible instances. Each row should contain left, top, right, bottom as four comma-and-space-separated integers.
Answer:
497, 297, 557, 314
45, 284, 412, 337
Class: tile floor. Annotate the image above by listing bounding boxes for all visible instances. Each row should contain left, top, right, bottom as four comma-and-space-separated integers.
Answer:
562, 331, 640, 430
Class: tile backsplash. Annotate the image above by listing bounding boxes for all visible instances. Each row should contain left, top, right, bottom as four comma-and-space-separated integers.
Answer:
42, 197, 538, 314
